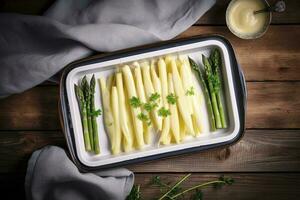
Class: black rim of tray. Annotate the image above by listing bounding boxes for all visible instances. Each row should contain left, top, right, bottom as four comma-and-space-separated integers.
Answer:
60, 35, 247, 172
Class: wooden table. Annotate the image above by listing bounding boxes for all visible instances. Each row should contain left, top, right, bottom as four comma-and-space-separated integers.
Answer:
0, 0, 299, 199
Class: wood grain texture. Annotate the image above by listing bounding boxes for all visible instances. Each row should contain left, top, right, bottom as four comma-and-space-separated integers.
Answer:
178, 25, 300, 81
0, 131, 65, 173
1, 82, 299, 130
197, 0, 300, 25
247, 82, 300, 129
0, 0, 299, 199
0, 86, 60, 130
129, 129, 300, 172
1, 173, 299, 200
0, 130, 299, 173
134, 173, 300, 200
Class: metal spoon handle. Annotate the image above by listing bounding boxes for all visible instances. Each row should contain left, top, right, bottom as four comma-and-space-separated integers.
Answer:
254, 0, 285, 15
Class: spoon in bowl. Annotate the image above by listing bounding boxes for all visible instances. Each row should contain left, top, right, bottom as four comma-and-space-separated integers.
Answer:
253, 0, 285, 15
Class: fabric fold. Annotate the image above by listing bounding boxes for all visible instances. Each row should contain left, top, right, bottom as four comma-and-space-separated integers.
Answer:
0, 0, 215, 97
25, 146, 134, 200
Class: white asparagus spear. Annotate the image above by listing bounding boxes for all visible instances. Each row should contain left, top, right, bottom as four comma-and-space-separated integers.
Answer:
111, 86, 122, 154
176, 59, 193, 115
168, 73, 180, 143
116, 72, 133, 151
141, 61, 162, 131
179, 55, 204, 134
123, 84, 136, 149
133, 62, 151, 144
122, 65, 145, 148
99, 77, 115, 151
158, 58, 171, 144
150, 60, 164, 132
169, 57, 195, 135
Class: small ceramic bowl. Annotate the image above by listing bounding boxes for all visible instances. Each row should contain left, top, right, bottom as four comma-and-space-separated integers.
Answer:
226, 0, 272, 39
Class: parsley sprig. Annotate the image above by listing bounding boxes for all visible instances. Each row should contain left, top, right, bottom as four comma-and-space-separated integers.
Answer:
144, 102, 158, 112
158, 107, 171, 117
186, 86, 195, 96
137, 112, 151, 126
166, 93, 177, 105
149, 92, 160, 102
130, 96, 142, 108
89, 109, 102, 116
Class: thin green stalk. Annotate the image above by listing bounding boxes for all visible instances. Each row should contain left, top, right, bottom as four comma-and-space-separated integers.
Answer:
81, 76, 94, 151
208, 81, 222, 129
75, 84, 92, 151
189, 57, 216, 131
202, 55, 222, 129
217, 91, 227, 128
210, 49, 227, 128
170, 180, 225, 199
90, 75, 100, 154
158, 174, 191, 200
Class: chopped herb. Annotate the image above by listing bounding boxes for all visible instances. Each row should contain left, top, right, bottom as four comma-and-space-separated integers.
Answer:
158, 107, 171, 117
166, 93, 177, 104
191, 189, 203, 200
137, 112, 151, 126
143, 102, 158, 112
126, 185, 141, 200
89, 109, 102, 116
213, 175, 235, 189
130, 96, 142, 108
151, 176, 170, 190
149, 92, 160, 102
186, 86, 195, 96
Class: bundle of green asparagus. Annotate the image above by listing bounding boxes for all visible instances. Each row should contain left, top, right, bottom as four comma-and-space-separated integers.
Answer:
75, 75, 101, 154
189, 48, 227, 131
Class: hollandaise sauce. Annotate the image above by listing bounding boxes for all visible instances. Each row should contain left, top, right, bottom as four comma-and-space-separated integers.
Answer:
227, 0, 269, 36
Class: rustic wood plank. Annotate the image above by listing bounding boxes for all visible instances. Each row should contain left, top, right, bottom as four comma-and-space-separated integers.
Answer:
0, 130, 299, 173
247, 82, 300, 129
178, 25, 300, 81
0, 86, 60, 130
197, 0, 300, 25
129, 129, 300, 172
1, 173, 299, 200
1, 82, 299, 130
134, 173, 300, 200
0, 131, 65, 173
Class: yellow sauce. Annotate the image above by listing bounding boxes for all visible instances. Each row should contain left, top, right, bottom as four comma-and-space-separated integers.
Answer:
228, 0, 268, 35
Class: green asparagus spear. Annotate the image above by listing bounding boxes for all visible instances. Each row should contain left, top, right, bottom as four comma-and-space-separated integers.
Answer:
75, 84, 92, 151
202, 55, 222, 129
210, 49, 227, 128
90, 75, 100, 154
81, 76, 94, 151
189, 57, 216, 131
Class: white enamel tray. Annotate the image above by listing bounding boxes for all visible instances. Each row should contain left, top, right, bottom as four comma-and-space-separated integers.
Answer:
60, 35, 246, 170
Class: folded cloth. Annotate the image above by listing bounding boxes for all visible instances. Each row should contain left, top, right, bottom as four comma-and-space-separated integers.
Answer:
25, 146, 134, 200
0, 0, 215, 97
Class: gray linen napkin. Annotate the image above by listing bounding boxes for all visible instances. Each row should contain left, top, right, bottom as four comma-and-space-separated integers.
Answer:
0, 0, 215, 97
25, 146, 134, 200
